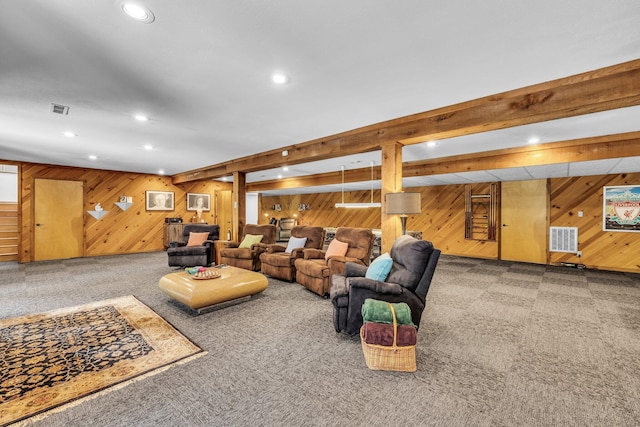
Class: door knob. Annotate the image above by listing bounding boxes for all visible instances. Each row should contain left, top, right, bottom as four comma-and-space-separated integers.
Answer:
36, 223, 42, 226
502, 224, 508, 227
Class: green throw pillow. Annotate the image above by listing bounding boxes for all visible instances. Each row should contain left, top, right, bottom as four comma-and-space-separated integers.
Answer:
365, 252, 393, 281
239, 234, 263, 248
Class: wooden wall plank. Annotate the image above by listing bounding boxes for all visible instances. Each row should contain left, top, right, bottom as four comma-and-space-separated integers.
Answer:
11, 161, 640, 273
549, 173, 640, 272
18, 163, 231, 262
262, 173, 640, 272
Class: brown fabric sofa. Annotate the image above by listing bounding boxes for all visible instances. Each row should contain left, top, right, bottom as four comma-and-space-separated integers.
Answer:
294, 227, 375, 296
259, 226, 325, 282
219, 224, 277, 271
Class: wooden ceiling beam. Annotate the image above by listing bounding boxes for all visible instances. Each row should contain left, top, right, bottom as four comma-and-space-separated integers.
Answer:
173, 59, 640, 184
403, 131, 640, 176
246, 132, 640, 191
247, 168, 381, 193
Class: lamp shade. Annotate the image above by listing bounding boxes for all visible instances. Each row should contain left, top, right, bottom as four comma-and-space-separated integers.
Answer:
385, 192, 421, 214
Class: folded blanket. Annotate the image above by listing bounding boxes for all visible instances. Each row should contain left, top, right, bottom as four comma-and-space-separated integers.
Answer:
361, 322, 417, 347
361, 299, 414, 326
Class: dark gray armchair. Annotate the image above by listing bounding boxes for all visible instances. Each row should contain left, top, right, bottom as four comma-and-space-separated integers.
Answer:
330, 235, 440, 335
167, 224, 220, 267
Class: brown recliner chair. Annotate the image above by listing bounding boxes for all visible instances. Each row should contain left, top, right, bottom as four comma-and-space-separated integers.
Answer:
260, 226, 325, 282
294, 227, 375, 297
219, 224, 277, 271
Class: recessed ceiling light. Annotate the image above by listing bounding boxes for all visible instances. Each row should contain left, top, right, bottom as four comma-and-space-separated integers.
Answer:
63, 131, 76, 138
88, 155, 97, 160
272, 73, 289, 84
158, 169, 165, 175
122, 3, 155, 23
144, 144, 153, 150
426, 141, 437, 148
134, 114, 149, 121
277, 174, 283, 179
528, 137, 540, 144
282, 167, 289, 172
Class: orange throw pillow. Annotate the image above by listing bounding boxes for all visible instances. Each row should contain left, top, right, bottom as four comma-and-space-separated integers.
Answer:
186, 232, 210, 247
325, 239, 349, 260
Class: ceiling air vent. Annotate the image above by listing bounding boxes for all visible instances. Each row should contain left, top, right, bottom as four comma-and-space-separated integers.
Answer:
50, 103, 69, 115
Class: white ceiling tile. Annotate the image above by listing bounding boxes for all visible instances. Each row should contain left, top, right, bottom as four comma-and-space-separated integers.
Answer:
526, 164, 570, 179
605, 156, 640, 174
568, 159, 624, 177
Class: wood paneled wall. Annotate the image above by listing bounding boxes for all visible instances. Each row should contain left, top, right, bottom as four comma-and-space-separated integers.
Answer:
261, 183, 500, 259
549, 173, 640, 272
261, 191, 381, 229
263, 175, 640, 273
13, 161, 640, 273
18, 162, 231, 262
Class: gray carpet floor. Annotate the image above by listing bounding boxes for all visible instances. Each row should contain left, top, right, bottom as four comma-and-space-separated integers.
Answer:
1, 252, 639, 426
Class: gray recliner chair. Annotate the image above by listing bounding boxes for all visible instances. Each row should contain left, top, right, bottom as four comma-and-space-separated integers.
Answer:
167, 224, 220, 267
330, 234, 440, 335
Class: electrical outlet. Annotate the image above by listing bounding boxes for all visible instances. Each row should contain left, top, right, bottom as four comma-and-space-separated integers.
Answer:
577, 251, 582, 257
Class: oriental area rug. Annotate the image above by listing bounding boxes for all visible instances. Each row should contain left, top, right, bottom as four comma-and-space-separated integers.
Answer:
0, 295, 204, 426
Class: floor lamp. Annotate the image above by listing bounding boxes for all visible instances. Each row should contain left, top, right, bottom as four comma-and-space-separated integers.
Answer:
386, 192, 421, 235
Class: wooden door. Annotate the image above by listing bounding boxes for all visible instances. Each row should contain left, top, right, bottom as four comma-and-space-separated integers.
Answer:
216, 190, 233, 240
34, 179, 84, 261
500, 179, 548, 264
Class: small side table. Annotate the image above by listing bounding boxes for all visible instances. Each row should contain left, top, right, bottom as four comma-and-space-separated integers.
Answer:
213, 240, 230, 265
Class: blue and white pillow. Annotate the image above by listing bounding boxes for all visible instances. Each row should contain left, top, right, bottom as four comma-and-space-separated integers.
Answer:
285, 236, 307, 253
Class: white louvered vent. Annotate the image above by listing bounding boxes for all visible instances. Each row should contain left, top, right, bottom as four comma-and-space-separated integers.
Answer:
50, 103, 69, 115
549, 226, 578, 253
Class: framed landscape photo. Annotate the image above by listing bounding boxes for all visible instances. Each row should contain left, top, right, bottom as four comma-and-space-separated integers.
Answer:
602, 185, 640, 232
187, 193, 211, 211
146, 191, 174, 211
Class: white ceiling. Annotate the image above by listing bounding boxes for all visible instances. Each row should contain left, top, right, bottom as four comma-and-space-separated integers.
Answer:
1, 1, 639, 194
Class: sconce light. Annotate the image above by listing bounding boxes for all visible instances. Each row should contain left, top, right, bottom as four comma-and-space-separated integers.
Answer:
386, 192, 421, 235
298, 203, 310, 212
271, 204, 282, 212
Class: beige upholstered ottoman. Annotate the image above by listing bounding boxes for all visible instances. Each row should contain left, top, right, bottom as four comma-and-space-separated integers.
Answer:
159, 266, 268, 313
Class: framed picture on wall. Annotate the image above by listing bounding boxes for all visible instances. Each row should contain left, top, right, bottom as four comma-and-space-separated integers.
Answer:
603, 185, 640, 232
186, 193, 211, 211
146, 191, 174, 211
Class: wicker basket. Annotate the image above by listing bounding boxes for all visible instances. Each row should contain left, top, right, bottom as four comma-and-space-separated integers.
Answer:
360, 302, 416, 372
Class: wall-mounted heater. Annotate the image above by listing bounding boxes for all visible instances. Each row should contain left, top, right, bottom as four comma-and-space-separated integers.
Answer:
549, 226, 579, 253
